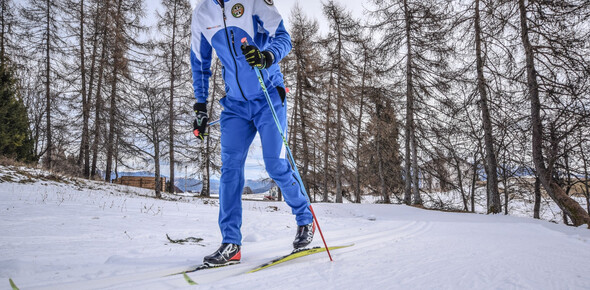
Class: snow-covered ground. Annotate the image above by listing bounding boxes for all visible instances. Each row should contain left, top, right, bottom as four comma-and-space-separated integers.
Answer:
1, 165, 589, 290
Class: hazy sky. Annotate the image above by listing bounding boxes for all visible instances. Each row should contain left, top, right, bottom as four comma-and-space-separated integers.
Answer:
164, 0, 370, 35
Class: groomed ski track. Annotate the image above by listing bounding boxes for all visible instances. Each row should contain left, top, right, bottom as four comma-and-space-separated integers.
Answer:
1, 170, 590, 289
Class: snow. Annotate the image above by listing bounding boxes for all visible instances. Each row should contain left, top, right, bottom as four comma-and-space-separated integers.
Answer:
1, 165, 589, 289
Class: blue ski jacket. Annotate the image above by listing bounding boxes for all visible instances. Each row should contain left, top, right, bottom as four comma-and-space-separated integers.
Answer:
190, 0, 292, 103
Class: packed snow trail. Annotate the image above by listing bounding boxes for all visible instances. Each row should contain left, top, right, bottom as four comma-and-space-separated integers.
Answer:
1, 170, 590, 289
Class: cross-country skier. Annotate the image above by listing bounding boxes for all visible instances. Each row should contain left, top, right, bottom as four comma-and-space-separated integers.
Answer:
190, 0, 315, 266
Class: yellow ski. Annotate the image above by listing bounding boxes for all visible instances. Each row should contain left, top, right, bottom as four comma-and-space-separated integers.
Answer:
183, 273, 197, 285
247, 244, 354, 273
9, 278, 19, 290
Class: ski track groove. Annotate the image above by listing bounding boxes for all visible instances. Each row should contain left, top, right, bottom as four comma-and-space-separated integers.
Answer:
328, 221, 432, 251
185, 221, 433, 288
32, 221, 433, 289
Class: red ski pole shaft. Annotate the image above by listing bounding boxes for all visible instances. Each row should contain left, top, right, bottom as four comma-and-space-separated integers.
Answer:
309, 204, 333, 261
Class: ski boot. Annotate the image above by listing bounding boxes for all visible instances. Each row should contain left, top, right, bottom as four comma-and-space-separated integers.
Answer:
203, 243, 241, 266
293, 222, 315, 249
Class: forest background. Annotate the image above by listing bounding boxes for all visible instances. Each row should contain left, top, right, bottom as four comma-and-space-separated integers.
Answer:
1, 0, 589, 226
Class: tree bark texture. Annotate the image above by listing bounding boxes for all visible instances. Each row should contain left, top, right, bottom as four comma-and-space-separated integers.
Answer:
104, 0, 124, 182
475, 0, 501, 214
45, 0, 52, 169
403, 0, 414, 205
518, 0, 590, 227
168, 0, 178, 193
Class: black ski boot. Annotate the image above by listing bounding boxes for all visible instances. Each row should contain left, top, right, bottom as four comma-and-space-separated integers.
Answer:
203, 243, 241, 266
293, 222, 315, 249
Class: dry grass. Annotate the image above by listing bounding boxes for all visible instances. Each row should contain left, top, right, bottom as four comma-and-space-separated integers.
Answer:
0, 155, 34, 168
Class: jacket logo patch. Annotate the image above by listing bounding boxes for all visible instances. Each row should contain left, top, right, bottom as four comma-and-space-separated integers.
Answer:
263, 0, 274, 5
231, 3, 244, 18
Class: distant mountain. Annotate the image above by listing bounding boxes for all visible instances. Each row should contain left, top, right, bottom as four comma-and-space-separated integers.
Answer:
175, 178, 273, 194
102, 170, 167, 181
103, 171, 272, 194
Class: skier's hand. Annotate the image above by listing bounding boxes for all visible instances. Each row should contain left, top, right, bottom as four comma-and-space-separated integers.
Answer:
193, 103, 208, 141
241, 44, 273, 69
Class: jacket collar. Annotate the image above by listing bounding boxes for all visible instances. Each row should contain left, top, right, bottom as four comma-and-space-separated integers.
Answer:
212, 0, 230, 6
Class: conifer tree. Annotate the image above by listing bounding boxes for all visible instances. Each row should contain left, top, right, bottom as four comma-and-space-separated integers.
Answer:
20, 0, 64, 169
322, 0, 358, 203
0, 60, 36, 162
155, 0, 192, 193
371, 0, 454, 205
517, 0, 590, 226
285, 4, 321, 199
103, 0, 145, 182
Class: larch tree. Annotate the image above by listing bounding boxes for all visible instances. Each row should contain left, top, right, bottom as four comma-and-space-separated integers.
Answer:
285, 3, 321, 200
322, 0, 358, 203
154, 0, 192, 193
472, 0, 501, 213
103, 0, 144, 182
371, 0, 455, 206
20, 0, 65, 169
517, 0, 590, 226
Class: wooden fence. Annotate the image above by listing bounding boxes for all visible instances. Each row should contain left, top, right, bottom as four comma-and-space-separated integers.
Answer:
113, 176, 166, 191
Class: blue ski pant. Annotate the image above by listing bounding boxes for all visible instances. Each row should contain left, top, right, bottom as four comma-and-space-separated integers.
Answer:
218, 87, 313, 245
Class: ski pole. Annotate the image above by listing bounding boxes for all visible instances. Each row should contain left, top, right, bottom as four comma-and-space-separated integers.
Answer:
208, 119, 220, 126
241, 38, 333, 261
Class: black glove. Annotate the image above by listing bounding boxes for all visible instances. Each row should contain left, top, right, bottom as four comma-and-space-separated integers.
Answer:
193, 103, 208, 141
241, 44, 274, 69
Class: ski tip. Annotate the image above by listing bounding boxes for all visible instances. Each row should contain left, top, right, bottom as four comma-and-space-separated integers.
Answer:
183, 272, 198, 285
9, 278, 19, 290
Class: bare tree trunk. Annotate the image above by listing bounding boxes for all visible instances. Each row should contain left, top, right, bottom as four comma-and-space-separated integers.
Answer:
88, 2, 107, 178
378, 142, 389, 204
454, 156, 468, 211
91, 0, 110, 178
581, 140, 590, 214
518, 0, 590, 227
334, 29, 344, 204
289, 83, 299, 157
297, 81, 310, 191
355, 51, 367, 204
90, 39, 106, 177
502, 169, 509, 215
376, 102, 390, 204
83, 3, 104, 178
474, 0, 501, 214
411, 127, 421, 204
154, 130, 162, 198
403, 0, 414, 205
114, 134, 119, 180
312, 143, 317, 202
322, 71, 333, 202
470, 151, 479, 213
104, 70, 117, 182
534, 176, 541, 219
77, 0, 90, 178
168, 0, 178, 193
104, 0, 123, 182
45, 0, 52, 169
293, 60, 310, 191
